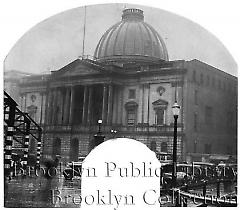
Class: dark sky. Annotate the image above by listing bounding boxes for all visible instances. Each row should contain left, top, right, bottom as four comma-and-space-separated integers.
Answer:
4, 3, 237, 75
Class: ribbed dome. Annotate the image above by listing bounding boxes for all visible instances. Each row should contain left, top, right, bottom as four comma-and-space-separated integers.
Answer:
94, 8, 169, 63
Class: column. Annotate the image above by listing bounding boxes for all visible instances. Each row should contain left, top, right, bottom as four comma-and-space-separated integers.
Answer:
117, 86, 122, 124
138, 85, 142, 124
48, 90, 55, 125
147, 84, 150, 125
41, 93, 46, 124
102, 84, 107, 123
118, 86, 124, 124
63, 87, 70, 125
87, 86, 93, 124
69, 86, 75, 124
24, 94, 27, 112
45, 90, 51, 125
112, 86, 118, 124
60, 89, 65, 125
20, 94, 24, 111
107, 84, 113, 125
40, 93, 44, 124
49, 90, 54, 125
57, 89, 63, 125
82, 85, 88, 124
140, 84, 145, 123
143, 84, 149, 123
52, 89, 58, 125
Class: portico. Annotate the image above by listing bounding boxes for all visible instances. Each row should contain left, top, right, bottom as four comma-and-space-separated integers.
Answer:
46, 83, 119, 126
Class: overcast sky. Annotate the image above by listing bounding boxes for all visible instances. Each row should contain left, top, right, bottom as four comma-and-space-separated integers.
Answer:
3, 3, 238, 76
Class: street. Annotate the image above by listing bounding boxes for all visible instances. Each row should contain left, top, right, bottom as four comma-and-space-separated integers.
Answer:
4, 171, 81, 208
4, 169, 236, 207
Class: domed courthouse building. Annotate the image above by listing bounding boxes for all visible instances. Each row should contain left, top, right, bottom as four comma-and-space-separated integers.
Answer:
5, 8, 237, 163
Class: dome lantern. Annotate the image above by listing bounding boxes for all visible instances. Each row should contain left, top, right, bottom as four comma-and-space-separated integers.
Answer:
122, 8, 144, 21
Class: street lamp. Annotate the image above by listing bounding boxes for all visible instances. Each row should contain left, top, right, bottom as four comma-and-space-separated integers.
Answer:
172, 101, 180, 188
93, 119, 104, 149
98, 119, 102, 133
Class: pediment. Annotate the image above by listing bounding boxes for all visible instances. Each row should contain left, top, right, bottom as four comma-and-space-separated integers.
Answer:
152, 99, 168, 109
52, 60, 103, 78
60, 64, 100, 77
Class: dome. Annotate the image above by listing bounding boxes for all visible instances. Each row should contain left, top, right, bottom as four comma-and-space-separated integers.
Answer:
94, 8, 169, 63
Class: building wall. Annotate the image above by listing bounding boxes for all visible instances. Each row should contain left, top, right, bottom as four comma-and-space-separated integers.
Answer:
4, 60, 237, 163
42, 131, 182, 163
184, 60, 237, 159
120, 73, 184, 127
4, 71, 32, 105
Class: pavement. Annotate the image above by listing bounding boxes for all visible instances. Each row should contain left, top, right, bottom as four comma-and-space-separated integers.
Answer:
4, 168, 237, 207
4, 171, 81, 208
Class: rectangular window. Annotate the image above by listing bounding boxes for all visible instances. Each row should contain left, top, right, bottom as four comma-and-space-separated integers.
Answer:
155, 109, 164, 125
204, 143, 212, 154
194, 113, 198, 132
194, 90, 198, 105
206, 75, 210, 86
194, 140, 197, 153
212, 77, 215, 88
226, 111, 233, 131
218, 80, 221, 89
192, 70, 196, 82
205, 106, 213, 124
127, 109, 136, 126
200, 73, 204, 85
128, 89, 136, 99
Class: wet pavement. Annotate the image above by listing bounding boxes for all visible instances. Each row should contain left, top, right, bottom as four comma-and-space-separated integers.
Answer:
4, 169, 82, 208
4, 167, 237, 208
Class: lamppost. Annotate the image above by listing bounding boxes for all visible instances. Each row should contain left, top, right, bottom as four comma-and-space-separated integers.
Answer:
98, 119, 102, 133
172, 101, 180, 188
92, 119, 105, 150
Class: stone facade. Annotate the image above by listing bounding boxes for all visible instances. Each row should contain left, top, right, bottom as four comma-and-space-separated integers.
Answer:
5, 57, 237, 163
4, 8, 237, 163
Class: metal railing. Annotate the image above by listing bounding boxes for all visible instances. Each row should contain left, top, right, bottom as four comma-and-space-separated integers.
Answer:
45, 123, 183, 134
4, 91, 43, 176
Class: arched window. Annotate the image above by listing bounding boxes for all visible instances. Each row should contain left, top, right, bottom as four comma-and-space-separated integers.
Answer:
150, 141, 157, 152
161, 142, 168, 153
69, 138, 79, 161
52, 138, 61, 157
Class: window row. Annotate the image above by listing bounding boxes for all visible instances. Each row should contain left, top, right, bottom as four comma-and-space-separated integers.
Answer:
194, 106, 213, 132
126, 108, 166, 126
193, 106, 235, 132
193, 141, 212, 154
192, 70, 236, 92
